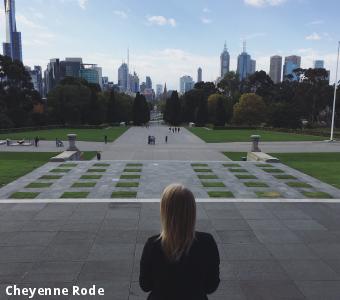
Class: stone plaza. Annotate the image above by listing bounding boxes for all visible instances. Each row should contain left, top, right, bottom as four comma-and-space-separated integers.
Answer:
0, 126, 340, 299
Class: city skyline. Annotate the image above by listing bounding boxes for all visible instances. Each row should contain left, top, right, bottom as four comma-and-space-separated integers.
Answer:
0, 0, 339, 90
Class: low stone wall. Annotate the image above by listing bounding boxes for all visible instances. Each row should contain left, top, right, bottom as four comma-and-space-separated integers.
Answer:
50, 151, 81, 162
247, 152, 280, 163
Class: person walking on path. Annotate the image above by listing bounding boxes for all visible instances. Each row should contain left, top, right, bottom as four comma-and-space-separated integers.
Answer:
96, 151, 101, 161
34, 136, 39, 147
139, 184, 220, 300
165, 136, 168, 144
104, 135, 108, 144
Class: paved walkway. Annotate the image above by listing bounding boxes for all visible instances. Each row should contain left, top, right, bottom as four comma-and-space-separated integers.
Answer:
0, 201, 340, 300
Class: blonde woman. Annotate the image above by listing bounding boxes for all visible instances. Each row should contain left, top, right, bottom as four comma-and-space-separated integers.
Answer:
140, 184, 220, 300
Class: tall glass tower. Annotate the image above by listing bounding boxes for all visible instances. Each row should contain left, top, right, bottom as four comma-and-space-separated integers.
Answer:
3, 0, 22, 62
220, 42, 230, 78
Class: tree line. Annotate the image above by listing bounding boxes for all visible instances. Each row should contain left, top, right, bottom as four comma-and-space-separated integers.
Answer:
163, 69, 340, 128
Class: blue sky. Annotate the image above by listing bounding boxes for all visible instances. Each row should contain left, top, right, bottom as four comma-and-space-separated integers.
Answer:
1, 0, 339, 90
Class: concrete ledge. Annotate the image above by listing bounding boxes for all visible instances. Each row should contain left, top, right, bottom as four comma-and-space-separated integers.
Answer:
50, 151, 79, 162
247, 151, 280, 163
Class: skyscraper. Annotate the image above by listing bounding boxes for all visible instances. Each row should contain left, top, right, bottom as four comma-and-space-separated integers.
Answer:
156, 84, 163, 97
269, 55, 282, 84
283, 55, 301, 80
118, 63, 129, 91
27, 66, 43, 95
180, 75, 194, 94
3, 0, 22, 62
129, 72, 140, 93
220, 42, 230, 78
314, 60, 325, 69
237, 42, 253, 80
146, 76, 152, 89
250, 59, 256, 75
197, 67, 203, 82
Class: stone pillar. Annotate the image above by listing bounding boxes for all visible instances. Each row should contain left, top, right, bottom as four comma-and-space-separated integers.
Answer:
67, 134, 79, 151
251, 135, 261, 152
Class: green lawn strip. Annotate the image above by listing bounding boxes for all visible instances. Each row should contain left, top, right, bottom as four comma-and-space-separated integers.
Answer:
191, 163, 208, 167
111, 191, 137, 198
86, 169, 107, 173
0, 152, 58, 188
39, 175, 63, 180
80, 175, 102, 180
25, 182, 53, 189
0, 127, 129, 142
189, 128, 324, 143
223, 163, 241, 167
201, 181, 226, 188
256, 191, 282, 198
120, 175, 141, 180
50, 169, 71, 173
72, 182, 97, 188
263, 168, 284, 174
59, 163, 77, 168
224, 152, 247, 161
10, 192, 39, 199
302, 191, 333, 199
81, 151, 97, 160
235, 174, 257, 180
286, 181, 313, 188
123, 168, 142, 173
244, 182, 269, 188
208, 191, 234, 198
198, 175, 219, 179
116, 182, 139, 188
126, 163, 143, 167
229, 168, 248, 173
93, 163, 110, 167
60, 192, 89, 199
272, 153, 340, 189
193, 169, 213, 173
274, 175, 297, 180
256, 164, 273, 168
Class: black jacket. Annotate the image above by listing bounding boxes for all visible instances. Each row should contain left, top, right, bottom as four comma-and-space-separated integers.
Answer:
139, 231, 220, 300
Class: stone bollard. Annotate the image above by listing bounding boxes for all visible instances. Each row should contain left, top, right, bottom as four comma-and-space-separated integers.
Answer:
251, 135, 261, 152
67, 134, 79, 151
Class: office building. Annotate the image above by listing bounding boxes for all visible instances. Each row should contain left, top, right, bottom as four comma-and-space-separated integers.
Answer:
146, 76, 152, 89
44, 59, 62, 95
197, 67, 203, 82
3, 0, 22, 62
314, 60, 325, 69
140, 82, 146, 93
180, 75, 195, 94
142, 88, 155, 102
156, 84, 163, 97
118, 63, 129, 92
283, 55, 301, 80
220, 42, 230, 78
129, 72, 140, 93
80, 64, 101, 86
27, 66, 43, 95
237, 43, 253, 80
269, 55, 282, 84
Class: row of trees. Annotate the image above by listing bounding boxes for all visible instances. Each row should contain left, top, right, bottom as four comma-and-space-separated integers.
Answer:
163, 69, 340, 128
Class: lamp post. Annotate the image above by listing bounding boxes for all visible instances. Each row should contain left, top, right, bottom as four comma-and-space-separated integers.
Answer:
330, 41, 340, 141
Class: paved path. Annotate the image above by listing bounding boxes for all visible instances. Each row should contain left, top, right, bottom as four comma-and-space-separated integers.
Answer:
0, 201, 340, 300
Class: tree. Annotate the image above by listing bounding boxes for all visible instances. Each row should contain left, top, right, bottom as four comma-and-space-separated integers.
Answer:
106, 90, 116, 123
195, 98, 208, 126
207, 93, 232, 126
232, 93, 267, 126
164, 91, 181, 125
133, 92, 150, 125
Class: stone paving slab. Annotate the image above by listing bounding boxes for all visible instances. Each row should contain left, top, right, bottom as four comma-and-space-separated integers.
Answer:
0, 202, 340, 299
1, 161, 339, 200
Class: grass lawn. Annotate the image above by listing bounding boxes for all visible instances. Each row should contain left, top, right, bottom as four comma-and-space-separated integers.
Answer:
189, 128, 324, 143
50, 168, 71, 173
111, 191, 137, 198
191, 163, 208, 167
302, 191, 332, 199
60, 192, 89, 199
256, 191, 282, 198
198, 175, 219, 179
286, 181, 313, 188
201, 181, 226, 188
72, 182, 97, 188
126, 163, 143, 167
0, 127, 129, 142
120, 175, 141, 180
9, 192, 39, 199
208, 191, 234, 198
86, 169, 106, 173
80, 175, 102, 180
116, 182, 139, 188
39, 175, 63, 180
59, 163, 78, 168
123, 168, 142, 173
235, 174, 257, 180
93, 163, 110, 167
25, 182, 53, 189
225, 152, 340, 189
193, 169, 213, 173
223, 163, 241, 168
244, 182, 269, 188
229, 168, 248, 173
0, 152, 58, 188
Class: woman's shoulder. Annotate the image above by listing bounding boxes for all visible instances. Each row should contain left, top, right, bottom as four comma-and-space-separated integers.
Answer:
194, 231, 217, 245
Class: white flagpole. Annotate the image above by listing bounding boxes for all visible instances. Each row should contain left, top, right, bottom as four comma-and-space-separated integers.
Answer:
330, 41, 340, 141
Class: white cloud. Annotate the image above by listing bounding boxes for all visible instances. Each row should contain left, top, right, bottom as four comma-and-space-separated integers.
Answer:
244, 0, 287, 7
78, 0, 88, 10
113, 10, 128, 19
305, 32, 321, 40
203, 8, 211, 13
201, 17, 212, 24
306, 20, 324, 26
147, 16, 177, 27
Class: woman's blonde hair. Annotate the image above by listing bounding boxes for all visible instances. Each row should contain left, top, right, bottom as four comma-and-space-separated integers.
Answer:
160, 184, 196, 262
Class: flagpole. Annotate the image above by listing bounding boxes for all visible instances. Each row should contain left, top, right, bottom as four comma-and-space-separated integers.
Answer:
330, 41, 340, 141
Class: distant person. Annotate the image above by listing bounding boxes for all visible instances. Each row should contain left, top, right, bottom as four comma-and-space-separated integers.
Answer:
148, 136, 151, 145
178, 127, 181, 133
165, 136, 168, 144
139, 184, 220, 300
56, 138, 58, 147
96, 152, 101, 161
34, 136, 39, 147
169, 127, 171, 133
104, 135, 108, 144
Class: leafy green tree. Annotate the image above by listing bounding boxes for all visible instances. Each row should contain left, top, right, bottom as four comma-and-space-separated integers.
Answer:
195, 98, 208, 126
164, 91, 181, 125
133, 92, 150, 125
106, 90, 116, 123
232, 93, 267, 126
207, 93, 232, 126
